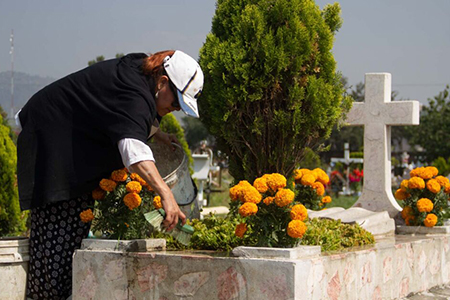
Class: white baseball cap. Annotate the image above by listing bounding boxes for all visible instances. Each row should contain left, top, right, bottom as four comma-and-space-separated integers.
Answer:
163, 50, 204, 118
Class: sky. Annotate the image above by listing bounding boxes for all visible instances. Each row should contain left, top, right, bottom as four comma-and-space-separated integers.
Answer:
0, 0, 449, 105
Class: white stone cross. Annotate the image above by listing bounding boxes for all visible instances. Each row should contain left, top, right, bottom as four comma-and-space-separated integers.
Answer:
331, 143, 363, 195
345, 73, 420, 217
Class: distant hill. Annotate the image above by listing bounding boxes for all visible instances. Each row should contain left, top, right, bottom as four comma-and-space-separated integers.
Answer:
0, 71, 55, 119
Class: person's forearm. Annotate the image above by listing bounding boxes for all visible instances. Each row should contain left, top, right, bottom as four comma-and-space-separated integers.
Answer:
129, 160, 171, 197
129, 160, 186, 230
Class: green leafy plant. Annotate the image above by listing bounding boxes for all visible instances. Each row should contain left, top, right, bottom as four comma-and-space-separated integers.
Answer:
199, 0, 352, 182
0, 113, 27, 236
300, 218, 375, 252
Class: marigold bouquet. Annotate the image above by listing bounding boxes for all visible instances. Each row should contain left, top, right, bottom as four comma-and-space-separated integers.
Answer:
80, 168, 161, 240
293, 168, 332, 210
229, 173, 309, 247
394, 166, 450, 227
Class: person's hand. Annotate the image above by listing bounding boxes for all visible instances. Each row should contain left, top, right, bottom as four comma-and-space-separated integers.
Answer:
154, 130, 179, 151
161, 192, 186, 231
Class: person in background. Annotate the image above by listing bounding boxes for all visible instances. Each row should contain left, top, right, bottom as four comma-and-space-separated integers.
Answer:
17, 50, 203, 300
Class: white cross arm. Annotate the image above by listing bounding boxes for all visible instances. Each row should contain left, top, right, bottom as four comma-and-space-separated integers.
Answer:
345, 101, 420, 126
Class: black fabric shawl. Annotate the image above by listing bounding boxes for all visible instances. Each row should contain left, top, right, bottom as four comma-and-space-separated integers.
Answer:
17, 53, 157, 210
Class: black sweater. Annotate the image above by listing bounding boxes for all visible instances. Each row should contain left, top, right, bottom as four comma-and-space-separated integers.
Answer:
17, 53, 156, 210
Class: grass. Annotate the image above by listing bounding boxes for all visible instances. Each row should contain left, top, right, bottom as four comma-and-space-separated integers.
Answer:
326, 195, 358, 209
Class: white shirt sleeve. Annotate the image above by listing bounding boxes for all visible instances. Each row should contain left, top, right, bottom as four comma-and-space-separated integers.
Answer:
118, 138, 155, 169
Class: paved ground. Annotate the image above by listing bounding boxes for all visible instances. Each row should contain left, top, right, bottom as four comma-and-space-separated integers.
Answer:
401, 284, 450, 299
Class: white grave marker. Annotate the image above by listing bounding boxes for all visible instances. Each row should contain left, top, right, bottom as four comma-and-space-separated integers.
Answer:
346, 73, 420, 217
331, 142, 363, 195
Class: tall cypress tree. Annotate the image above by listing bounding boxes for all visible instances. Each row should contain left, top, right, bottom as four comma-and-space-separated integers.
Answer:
199, 0, 352, 181
0, 113, 26, 236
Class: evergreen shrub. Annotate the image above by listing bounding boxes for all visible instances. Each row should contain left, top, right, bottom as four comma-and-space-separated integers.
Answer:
0, 114, 26, 236
199, 0, 352, 182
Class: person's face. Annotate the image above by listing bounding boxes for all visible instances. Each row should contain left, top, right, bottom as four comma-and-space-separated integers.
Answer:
155, 75, 181, 116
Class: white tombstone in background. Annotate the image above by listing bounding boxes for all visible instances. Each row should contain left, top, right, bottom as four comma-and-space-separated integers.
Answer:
345, 73, 420, 217
192, 154, 210, 209
330, 143, 363, 195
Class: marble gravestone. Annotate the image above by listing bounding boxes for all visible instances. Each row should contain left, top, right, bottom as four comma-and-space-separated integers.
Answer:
345, 73, 420, 218
311, 73, 420, 236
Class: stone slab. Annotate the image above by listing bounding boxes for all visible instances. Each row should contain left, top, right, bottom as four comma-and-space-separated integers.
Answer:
308, 207, 395, 237
201, 206, 230, 216
232, 245, 321, 259
73, 234, 450, 300
396, 225, 450, 235
80, 238, 166, 252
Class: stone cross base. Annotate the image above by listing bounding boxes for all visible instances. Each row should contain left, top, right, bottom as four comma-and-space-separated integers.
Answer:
308, 207, 395, 237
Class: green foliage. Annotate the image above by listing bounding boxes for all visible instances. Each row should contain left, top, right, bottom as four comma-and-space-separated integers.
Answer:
408, 85, 450, 163
188, 214, 245, 251
182, 116, 212, 149
433, 157, 450, 176
159, 113, 193, 170
88, 55, 105, 66
299, 147, 322, 169
199, 0, 352, 182
0, 113, 26, 236
300, 218, 375, 252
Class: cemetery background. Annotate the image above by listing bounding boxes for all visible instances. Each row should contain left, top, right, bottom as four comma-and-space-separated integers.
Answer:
0, 0, 445, 300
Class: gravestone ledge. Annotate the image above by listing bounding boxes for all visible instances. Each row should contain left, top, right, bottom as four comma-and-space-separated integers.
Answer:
232, 245, 321, 259
80, 238, 166, 252
308, 206, 395, 237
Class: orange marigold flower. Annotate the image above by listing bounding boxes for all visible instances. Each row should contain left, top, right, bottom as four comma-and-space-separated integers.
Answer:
424, 213, 438, 227
408, 177, 425, 189
420, 168, 434, 180
92, 187, 106, 201
436, 176, 449, 187
229, 185, 242, 201
313, 168, 330, 185
290, 204, 308, 221
130, 173, 147, 186
426, 166, 439, 177
229, 181, 253, 202
445, 182, 450, 194
287, 220, 307, 239
400, 180, 409, 192
266, 173, 287, 191
322, 196, 332, 203
426, 179, 441, 194
111, 169, 128, 182
394, 189, 409, 201
253, 177, 269, 194
417, 198, 433, 213
263, 196, 275, 205
300, 174, 316, 186
126, 181, 142, 193
401, 206, 414, 220
123, 193, 142, 210
80, 209, 94, 223
153, 195, 162, 209
294, 169, 303, 183
405, 216, 415, 226
99, 178, 117, 192
235, 223, 247, 238
312, 182, 325, 196
238, 202, 258, 217
274, 189, 295, 207
410, 167, 422, 178
124, 222, 130, 228
242, 186, 262, 204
